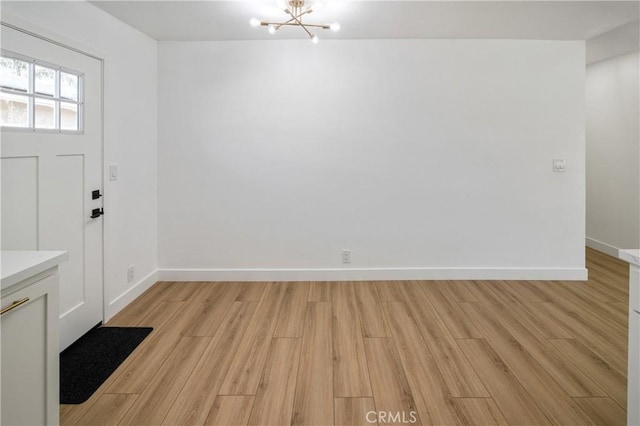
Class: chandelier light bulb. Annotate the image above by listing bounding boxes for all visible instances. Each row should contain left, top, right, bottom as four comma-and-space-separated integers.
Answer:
311, 35, 319, 44
268, 25, 277, 34
249, 18, 261, 27
330, 22, 340, 32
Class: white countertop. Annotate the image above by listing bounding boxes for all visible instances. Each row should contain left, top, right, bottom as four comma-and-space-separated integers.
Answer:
1, 250, 69, 291
619, 249, 640, 267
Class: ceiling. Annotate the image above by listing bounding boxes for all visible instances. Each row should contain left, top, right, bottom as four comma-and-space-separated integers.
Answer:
90, 1, 640, 41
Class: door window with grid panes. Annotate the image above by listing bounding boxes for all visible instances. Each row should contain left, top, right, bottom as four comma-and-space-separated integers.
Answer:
0, 50, 83, 132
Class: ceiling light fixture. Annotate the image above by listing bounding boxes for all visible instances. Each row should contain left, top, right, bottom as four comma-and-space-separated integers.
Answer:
250, 0, 340, 43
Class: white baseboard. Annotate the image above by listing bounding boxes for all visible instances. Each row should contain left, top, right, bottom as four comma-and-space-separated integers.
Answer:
105, 269, 158, 322
586, 237, 620, 258
157, 267, 588, 282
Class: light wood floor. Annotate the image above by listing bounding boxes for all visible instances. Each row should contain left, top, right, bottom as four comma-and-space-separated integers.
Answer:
62, 248, 628, 425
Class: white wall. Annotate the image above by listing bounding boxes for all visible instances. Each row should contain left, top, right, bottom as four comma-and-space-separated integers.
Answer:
586, 50, 640, 255
1, 1, 159, 320
158, 39, 587, 280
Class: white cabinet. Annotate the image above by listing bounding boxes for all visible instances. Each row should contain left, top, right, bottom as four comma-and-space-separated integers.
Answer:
619, 249, 640, 426
1, 251, 67, 426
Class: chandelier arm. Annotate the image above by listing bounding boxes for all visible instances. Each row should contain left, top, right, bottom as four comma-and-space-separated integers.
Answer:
284, 8, 314, 38
274, 9, 312, 29
275, 17, 297, 29
274, 23, 330, 29
305, 24, 330, 29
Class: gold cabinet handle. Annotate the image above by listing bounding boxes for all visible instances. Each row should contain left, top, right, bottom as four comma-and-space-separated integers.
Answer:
1, 297, 30, 315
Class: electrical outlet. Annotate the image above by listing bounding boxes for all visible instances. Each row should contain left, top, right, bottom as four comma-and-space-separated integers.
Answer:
342, 249, 351, 264
552, 159, 566, 172
127, 265, 135, 283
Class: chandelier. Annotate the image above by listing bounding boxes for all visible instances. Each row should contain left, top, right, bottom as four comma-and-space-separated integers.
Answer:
250, 0, 340, 43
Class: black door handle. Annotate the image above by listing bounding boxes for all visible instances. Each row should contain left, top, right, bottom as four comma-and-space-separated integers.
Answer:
90, 208, 104, 219
92, 190, 102, 200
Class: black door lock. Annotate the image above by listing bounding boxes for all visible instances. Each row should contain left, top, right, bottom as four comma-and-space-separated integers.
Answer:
92, 190, 102, 200
90, 208, 104, 219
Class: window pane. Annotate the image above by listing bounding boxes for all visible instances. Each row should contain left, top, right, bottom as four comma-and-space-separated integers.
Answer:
0, 92, 29, 127
0, 57, 29, 92
60, 102, 78, 131
35, 98, 56, 129
60, 72, 78, 101
35, 65, 56, 97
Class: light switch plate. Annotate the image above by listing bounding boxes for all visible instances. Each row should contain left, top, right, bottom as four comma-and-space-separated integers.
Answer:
109, 164, 118, 181
552, 159, 566, 172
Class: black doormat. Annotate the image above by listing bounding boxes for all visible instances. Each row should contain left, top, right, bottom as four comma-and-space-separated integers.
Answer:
60, 326, 152, 404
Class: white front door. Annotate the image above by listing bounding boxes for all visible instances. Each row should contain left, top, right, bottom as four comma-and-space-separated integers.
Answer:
1, 24, 103, 350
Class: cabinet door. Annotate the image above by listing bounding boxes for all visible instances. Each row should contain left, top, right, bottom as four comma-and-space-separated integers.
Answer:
628, 267, 640, 426
631, 269, 639, 311
1, 274, 59, 426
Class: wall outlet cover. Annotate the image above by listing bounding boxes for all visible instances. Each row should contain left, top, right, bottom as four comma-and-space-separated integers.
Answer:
552, 159, 567, 172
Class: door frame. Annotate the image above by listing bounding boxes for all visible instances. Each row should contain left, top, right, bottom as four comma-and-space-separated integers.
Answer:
1, 18, 106, 328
